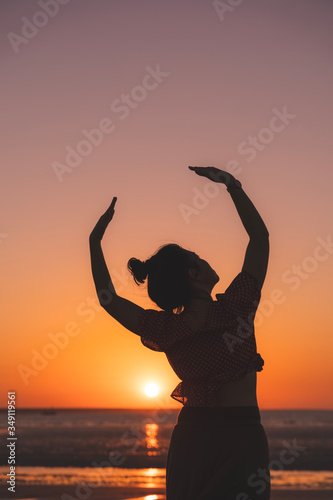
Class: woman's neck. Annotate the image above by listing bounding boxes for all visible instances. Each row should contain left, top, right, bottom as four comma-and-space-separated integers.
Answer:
183, 291, 213, 313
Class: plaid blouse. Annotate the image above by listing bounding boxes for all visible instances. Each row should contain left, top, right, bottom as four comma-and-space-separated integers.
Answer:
138, 271, 264, 406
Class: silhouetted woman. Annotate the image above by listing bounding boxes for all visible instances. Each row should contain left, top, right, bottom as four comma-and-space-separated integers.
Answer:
89, 166, 270, 499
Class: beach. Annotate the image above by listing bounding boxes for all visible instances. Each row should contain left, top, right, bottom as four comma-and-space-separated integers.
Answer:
1, 409, 333, 499
1, 484, 333, 500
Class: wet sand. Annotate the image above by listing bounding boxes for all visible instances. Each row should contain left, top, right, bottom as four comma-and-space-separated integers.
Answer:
1, 484, 333, 500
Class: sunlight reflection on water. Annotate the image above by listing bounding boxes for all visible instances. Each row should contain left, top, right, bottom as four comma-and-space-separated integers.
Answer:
145, 423, 160, 456
1, 467, 333, 490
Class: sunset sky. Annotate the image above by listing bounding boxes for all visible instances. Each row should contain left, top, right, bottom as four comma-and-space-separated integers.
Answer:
1, 0, 332, 409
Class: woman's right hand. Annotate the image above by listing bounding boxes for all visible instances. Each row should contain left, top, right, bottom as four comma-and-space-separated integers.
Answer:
188, 166, 236, 186
89, 197, 117, 242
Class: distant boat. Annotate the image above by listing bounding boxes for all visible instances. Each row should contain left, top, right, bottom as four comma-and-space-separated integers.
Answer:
41, 408, 57, 415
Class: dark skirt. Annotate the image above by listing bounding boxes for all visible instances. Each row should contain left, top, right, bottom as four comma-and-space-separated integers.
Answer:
166, 406, 271, 500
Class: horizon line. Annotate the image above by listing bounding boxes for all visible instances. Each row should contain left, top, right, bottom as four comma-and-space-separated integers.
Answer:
1, 406, 332, 411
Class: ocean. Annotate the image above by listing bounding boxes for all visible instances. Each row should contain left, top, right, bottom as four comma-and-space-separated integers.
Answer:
0, 408, 333, 491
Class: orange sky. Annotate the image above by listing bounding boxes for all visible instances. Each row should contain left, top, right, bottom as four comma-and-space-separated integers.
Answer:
1, 0, 333, 409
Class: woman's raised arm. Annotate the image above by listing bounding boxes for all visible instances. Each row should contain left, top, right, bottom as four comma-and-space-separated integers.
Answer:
89, 197, 145, 335
188, 166, 269, 238
188, 166, 269, 289
89, 197, 118, 302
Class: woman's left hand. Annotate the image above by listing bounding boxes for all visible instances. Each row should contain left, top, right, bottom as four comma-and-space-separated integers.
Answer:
188, 166, 235, 185
90, 197, 117, 242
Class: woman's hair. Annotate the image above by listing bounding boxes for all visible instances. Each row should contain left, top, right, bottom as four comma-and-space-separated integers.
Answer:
127, 243, 197, 313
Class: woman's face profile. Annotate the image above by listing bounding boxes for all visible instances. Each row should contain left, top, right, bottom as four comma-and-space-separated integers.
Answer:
188, 252, 220, 289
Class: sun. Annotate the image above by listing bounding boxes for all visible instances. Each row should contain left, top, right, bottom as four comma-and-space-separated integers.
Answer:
144, 383, 159, 398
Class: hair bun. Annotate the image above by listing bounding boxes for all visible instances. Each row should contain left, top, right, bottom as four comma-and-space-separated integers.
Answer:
127, 257, 148, 285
